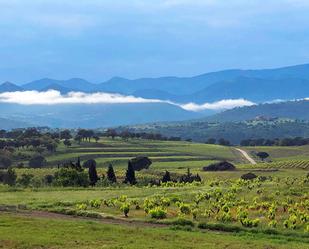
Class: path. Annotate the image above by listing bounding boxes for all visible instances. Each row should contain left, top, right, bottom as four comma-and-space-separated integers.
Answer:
0, 209, 167, 228
235, 148, 257, 164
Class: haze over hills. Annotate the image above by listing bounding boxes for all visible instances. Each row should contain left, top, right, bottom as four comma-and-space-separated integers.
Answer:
0, 102, 202, 129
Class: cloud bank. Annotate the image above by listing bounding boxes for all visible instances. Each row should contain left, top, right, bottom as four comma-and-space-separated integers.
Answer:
180, 99, 255, 111
0, 90, 255, 111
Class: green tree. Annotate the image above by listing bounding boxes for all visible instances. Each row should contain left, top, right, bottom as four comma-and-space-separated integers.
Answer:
107, 164, 117, 183
84, 159, 99, 186
124, 161, 136, 185
63, 139, 72, 147
256, 152, 270, 161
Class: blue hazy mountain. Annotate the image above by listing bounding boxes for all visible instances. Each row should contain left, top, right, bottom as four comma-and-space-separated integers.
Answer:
0, 102, 202, 128
0, 82, 24, 92
0, 117, 33, 130
203, 99, 309, 122
12, 63, 309, 103
22, 78, 96, 92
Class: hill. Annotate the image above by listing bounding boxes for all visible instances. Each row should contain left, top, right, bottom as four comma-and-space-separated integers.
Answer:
0, 82, 23, 92
0, 117, 33, 130
0, 102, 202, 128
22, 78, 96, 92
204, 100, 309, 122
117, 100, 309, 144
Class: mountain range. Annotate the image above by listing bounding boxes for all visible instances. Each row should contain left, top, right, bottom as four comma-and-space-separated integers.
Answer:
1, 63, 309, 103
0, 63, 309, 130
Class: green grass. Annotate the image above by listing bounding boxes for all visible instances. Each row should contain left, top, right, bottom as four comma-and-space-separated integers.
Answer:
0, 213, 307, 249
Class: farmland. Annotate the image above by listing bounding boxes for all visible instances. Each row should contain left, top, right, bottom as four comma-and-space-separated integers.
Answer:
1, 135, 309, 249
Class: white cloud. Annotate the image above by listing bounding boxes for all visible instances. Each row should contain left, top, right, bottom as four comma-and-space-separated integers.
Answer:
0, 90, 255, 112
0, 90, 161, 105
180, 99, 255, 111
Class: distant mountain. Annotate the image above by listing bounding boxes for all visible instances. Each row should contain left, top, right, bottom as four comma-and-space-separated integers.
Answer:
0, 102, 202, 128
182, 77, 309, 103
0, 117, 32, 130
98, 64, 309, 102
0, 63, 308, 108
204, 99, 309, 122
41, 83, 73, 94
22, 78, 96, 92
0, 82, 24, 92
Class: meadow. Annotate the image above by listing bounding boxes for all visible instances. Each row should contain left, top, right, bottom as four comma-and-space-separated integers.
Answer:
1, 137, 309, 249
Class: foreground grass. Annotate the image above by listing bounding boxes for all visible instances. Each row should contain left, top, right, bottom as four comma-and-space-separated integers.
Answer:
0, 213, 307, 249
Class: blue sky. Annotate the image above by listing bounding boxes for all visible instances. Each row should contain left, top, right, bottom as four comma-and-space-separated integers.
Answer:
1, 0, 309, 83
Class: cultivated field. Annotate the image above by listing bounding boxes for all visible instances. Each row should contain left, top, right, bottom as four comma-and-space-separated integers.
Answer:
1, 137, 309, 249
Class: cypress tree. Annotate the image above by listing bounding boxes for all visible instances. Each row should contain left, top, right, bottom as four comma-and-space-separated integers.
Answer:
124, 161, 136, 185
107, 164, 117, 183
88, 159, 99, 186
162, 170, 171, 183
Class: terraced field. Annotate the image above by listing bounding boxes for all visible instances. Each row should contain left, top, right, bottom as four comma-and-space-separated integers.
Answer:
43, 138, 240, 170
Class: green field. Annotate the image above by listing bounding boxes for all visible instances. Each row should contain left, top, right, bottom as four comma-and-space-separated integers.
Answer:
1, 138, 309, 248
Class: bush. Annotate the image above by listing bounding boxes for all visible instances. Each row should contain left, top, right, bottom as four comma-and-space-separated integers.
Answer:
179, 203, 191, 215
203, 161, 235, 171
17, 173, 34, 187
29, 155, 47, 168
130, 156, 152, 171
120, 203, 130, 217
241, 172, 257, 180
149, 207, 167, 219
54, 168, 89, 187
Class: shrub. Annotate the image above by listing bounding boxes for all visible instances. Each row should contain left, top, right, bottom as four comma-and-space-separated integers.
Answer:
179, 203, 191, 215
89, 199, 101, 208
76, 203, 87, 210
130, 156, 152, 171
241, 172, 257, 180
149, 207, 167, 219
203, 161, 235, 171
17, 173, 34, 187
54, 168, 89, 187
120, 203, 130, 217
240, 218, 260, 228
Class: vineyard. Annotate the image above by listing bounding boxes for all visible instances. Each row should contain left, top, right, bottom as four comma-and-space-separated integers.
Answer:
1, 138, 309, 248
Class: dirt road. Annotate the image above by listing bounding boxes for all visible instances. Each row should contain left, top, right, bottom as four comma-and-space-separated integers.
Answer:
235, 148, 257, 164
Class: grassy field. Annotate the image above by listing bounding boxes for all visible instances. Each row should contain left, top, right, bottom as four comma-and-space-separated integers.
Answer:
1, 213, 307, 249
1, 138, 309, 248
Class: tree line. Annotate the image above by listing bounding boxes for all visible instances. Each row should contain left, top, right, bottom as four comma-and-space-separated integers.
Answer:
240, 137, 309, 146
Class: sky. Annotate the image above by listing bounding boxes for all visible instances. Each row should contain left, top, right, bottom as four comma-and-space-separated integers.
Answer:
1, 0, 309, 83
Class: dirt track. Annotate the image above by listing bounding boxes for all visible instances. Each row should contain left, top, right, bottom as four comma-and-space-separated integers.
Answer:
235, 148, 257, 164
0, 209, 168, 228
